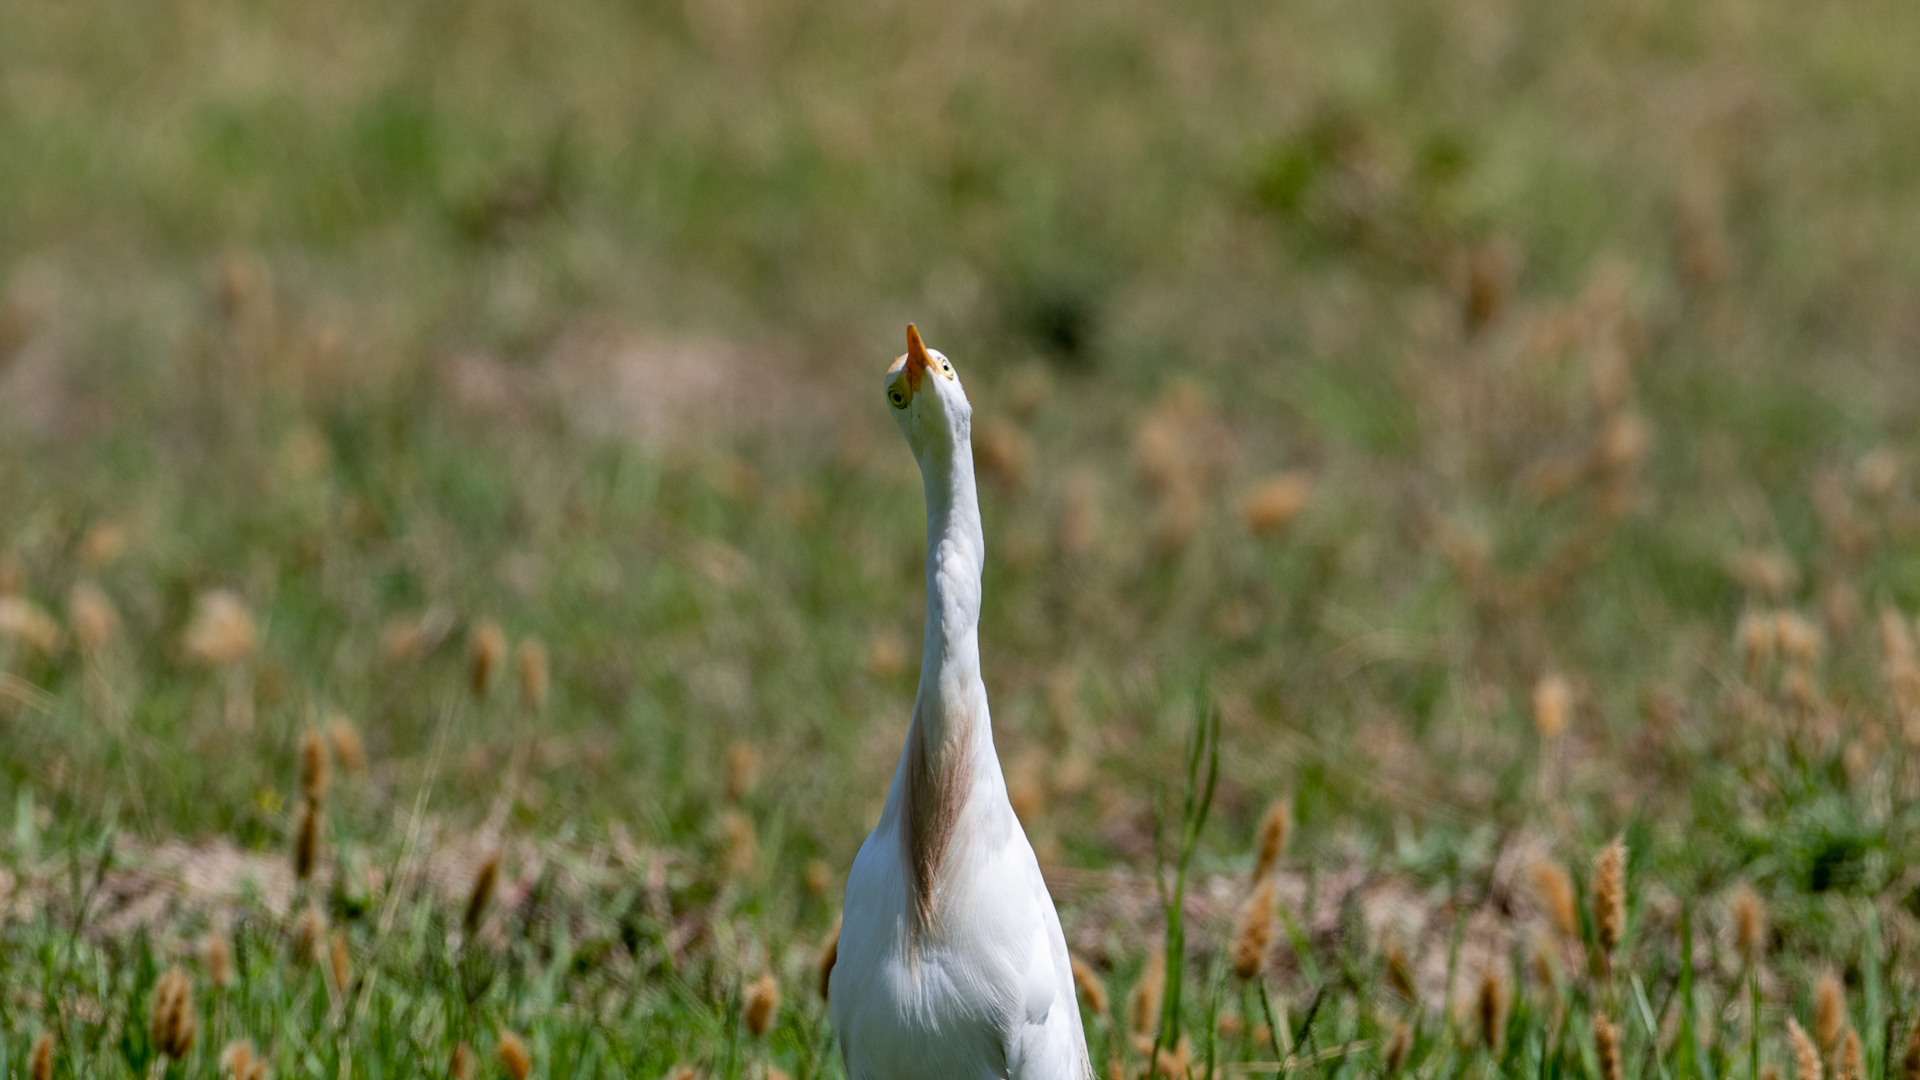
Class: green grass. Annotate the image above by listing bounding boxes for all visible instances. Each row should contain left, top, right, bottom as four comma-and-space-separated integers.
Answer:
5, 0, 1920, 1073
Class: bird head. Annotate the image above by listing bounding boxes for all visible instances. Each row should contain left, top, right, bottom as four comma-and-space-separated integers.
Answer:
885, 324, 971, 457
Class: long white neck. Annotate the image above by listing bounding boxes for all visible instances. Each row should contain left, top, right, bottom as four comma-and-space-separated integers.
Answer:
911, 435, 988, 749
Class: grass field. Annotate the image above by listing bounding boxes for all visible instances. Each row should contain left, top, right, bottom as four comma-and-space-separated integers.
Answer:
5, 0, 1920, 1075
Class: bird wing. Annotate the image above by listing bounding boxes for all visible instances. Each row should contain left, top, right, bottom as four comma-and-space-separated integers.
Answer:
1001, 840, 1092, 1080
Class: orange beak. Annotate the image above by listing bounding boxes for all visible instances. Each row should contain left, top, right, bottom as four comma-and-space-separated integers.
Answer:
903, 323, 932, 388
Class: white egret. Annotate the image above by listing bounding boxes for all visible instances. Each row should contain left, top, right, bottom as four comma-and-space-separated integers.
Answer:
829, 326, 1092, 1079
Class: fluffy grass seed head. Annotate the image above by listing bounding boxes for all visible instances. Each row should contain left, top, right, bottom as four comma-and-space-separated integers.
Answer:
1533, 674, 1572, 739
204, 931, 234, 989
1838, 1027, 1863, 1080
745, 971, 781, 1036
1232, 877, 1277, 980
469, 621, 506, 696
1252, 799, 1292, 882
292, 799, 319, 881
1594, 1014, 1623, 1080
1789, 1017, 1824, 1080
220, 1040, 255, 1079
1128, 949, 1165, 1038
1814, 971, 1846, 1052
1071, 955, 1109, 1017
497, 1030, 531, 1080
1732, 884, 1766, 965
0, 596, 62, 655
1530, 858, 1579, 941
327, 717, 366, 775
299, 729, 329, 803
1592, 838, 1627, 958
28, 1031, 53, 1080
149, 966, 198, 1060
517, 637, 549, 711
183, 589, 256, 666
465, 850, 501, 938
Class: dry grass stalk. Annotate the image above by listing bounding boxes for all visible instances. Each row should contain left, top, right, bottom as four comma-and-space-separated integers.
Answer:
1127, 950, 1165, 1039
726, 742, 759, 802
28, 1031, 53, 1080
1788, 1017, 1824, 1080
1530, 858, 1579, 941
183, 590, 256, 665
818, 917, 840, 1000
497, 1029, 531, 1080
470, 621, 506, 696
328, 717, 367, 775
1731, 884, 1765, 965
149, 966, 198, 1060
204, 931, 234, 989
1592, 838, 1627, 960
1532, 674, 1572, 739
1384, 1019, 1412, 1075
517, 637, 549, 710
1814, 971, 1845, 1052
465, 850, 501, 937
1594, 1014, 1623, 1080
744, 971, 781, 1036
1476, 966, 1509, 1050
1252, 799, 1291, 882
299, 729, 329, 803
68, 581, 120, 651
450, 1042, 475, 1080
1232, 878, 1277, 980
293, 905, 326, 966
1071, 955, 1109, 1017
292, 800, 319, 881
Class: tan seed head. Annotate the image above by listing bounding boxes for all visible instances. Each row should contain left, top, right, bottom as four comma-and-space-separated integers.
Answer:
327, 718, 367, 775
1384, 937, 1417, 1000
1241, 473, 1313, 536
68, 582, 120, 651
464, 851, 500, 938
1814, 971, 1845, 1052
1592, 838, 1627, 958
299, 729, 329, 803
1232, 878, 1276, 981
183, 590, 256, 666
726, 742, 759, 802
1731, 884, 1765, 965
1838, 1027, 1863, 1080
1901, 1015, 1920, 1080
293, 905, 326, 966
149, 966, 198, 1060
1252, 799, 1292, 882
204, 931, 234, 989
329, 931, 351, 995
1788, 1017, 1824, 1080
470, 621, 506, 696
497, 1030, 531, 1080
292, 800, 319, 881
28, 1032, 53, 1080
1071, 955, 1109, 1017
720, 811, 757, 878
744, 971, 780, 1037
803, 859, 832, 898
517, 638, 549, 711
1530, 858, 1579, 941
1476, 967, 1509, 1051
1127, 950, 1165, 1037
450, 1042, 475, 1080
1385, 1019, 1412, 1075
1533, 674, 1572, 739
220, 1039, 255, 1079
1594, 1014, 1623, 1080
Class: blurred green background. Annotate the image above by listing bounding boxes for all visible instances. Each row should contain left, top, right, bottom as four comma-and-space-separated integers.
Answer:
4, 0, 1920, 891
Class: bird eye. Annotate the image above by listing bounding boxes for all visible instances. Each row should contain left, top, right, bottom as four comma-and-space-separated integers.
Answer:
889, 387, 908, 408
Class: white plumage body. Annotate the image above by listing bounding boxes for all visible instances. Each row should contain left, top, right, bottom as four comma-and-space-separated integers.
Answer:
829, 329, 1090, 1079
